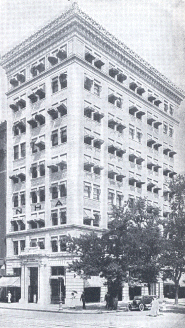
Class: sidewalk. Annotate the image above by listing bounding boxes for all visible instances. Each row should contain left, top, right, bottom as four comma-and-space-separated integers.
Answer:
0, 301, 128, 314
0, 299, 184, 314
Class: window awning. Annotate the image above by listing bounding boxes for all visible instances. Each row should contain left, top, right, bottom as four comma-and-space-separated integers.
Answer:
36, 63, 45, 73
108, 94, 118, 103
163, 148, 171, 154
148, 94, 156, 102
84, 162, 94, 168
117, 123, 126, 132
84, 276, 103, 288
84, 106, 95, 115
137, 87, 145, 95
27, 118, 37, 127
9, 175, 18, 183
28, 92, 37, 102
0, 276, 20, 287
154, 121, 162, 128
147, 162, 155, 169
154, 143, 162, 149
17, 73, 25, 83
16, 99, 26, 108
10, 78, 18, 87
48, 108, 58, 119
35, 114, 45, 124
136, 157, 145, 164
129, 153, 137, 160
108, 118, 117, 127
94, 111, 104, 120
94, 59, 105, 68
85, 52, 95, 62
136, 111, 145, 119
57, 161, 67, 170
169, 151, 177, 157
35, 141, 45, 149
10, 103, 18, 112
57, 103, 67, 115
147, 117, 155, 125
109, 68, 119, 78
56, 49, 67, 60
94, 138, 104, 145
35, 88, 45, 98
116, 148, 126, 155
154, 99, 162, 106
129, 105, 138, 114
147, 182, 155, 187
48, 56, 58, 65
169, 171, 177, 178
84, 134, 94, 140
129, 82, 137, 91
108, 144, 117, 151
147, 139, 156, 146
117, 73, 127, 83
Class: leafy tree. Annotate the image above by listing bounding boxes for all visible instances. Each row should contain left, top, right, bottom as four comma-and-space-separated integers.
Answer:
161, 174, 185, 304
67, 198, 162, 300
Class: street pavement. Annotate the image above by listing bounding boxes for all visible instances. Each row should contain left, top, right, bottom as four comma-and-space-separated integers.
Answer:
0, 301, 185, 328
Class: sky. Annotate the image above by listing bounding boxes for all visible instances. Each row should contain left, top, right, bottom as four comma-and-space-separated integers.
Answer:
0, 0, 185, 170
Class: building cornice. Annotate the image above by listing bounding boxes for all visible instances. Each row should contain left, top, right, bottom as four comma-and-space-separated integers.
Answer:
1, 2, 184, 104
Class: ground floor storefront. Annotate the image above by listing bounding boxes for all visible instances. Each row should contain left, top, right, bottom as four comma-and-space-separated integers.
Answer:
4, 254, 164, 305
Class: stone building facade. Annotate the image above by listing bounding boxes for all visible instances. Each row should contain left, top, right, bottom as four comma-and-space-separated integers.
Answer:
1, 3, 184, 304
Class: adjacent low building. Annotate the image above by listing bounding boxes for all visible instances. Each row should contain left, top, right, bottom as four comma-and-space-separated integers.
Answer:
0, 3, 184, 305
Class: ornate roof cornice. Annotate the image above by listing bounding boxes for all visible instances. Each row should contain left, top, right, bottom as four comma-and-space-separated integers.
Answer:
1, 2, 185, 103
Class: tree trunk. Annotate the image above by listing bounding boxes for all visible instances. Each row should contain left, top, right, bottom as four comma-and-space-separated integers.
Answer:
174, 284, 179, 305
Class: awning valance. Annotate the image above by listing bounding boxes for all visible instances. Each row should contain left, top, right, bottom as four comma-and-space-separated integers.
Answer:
0, 276, 20, 287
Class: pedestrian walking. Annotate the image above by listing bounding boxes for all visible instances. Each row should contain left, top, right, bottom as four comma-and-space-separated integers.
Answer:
105, 292, 110, 309
7, 291, 12, 303
150, 296, 158, 316
80, 291, 86, 309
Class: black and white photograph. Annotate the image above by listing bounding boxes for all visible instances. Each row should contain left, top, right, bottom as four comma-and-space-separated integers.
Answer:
0, 0, 185, 327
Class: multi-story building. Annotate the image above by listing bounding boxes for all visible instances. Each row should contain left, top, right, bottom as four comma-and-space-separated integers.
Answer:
0, 121, 7, 274
0, 3, 184, 305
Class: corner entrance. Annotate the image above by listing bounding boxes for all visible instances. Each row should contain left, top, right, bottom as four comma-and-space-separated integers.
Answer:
28, 267, 38, 303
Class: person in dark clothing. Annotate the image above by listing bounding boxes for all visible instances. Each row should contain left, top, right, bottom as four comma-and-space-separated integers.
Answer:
80, 291, 86, 309
105, 292, 110, 309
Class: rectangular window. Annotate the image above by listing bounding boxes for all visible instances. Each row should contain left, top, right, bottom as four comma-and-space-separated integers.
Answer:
51, 211, 58, 226
169, 105, 174, 116
14, 145, 19, 160
60, 210, 67, 224
31, 140, 37, 153
39, 187, 45, 202
31, 190, 37, 203
13, 241, 18, 255
20, 193, 25, 206
60, 127, 67, 143
136, 129, 142, 143
30, 239, 37, 247
20, 240, 25, 251
84, 76, 93, 91
59, 73, 67, 89
93, 185, 100, 200
59, 236, 67, 251
52, 77, 58, 93
108, 190, 114, 204
59, 182, 67, 197
163, 123, 168, 134
169, 127, 173, 137
84, 182, 91, 198
164, 102, 168, 112
38, 238, 45, 249
116, 97, 122, 108
39, 162, 45, 176
51, 130, 58, 146
94, 81, 101, 96
52, 185, 58, 199
116, 193, 123, 207
13, 194, 18, 207
129, 126, 135, 140
20, 142, 26, 157
31, 165, 37, 179
51, 238, 58, 252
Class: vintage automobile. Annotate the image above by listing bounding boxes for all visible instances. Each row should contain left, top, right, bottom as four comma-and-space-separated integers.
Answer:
128, 295, 155, 311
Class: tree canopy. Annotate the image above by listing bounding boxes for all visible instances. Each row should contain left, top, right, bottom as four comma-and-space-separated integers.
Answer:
161, 174, 185, 304
67, 198, 162, 297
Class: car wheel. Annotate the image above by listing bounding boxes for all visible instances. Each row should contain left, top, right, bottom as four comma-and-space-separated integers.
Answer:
128, 304, 132, 311
139, 303, 144, 311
